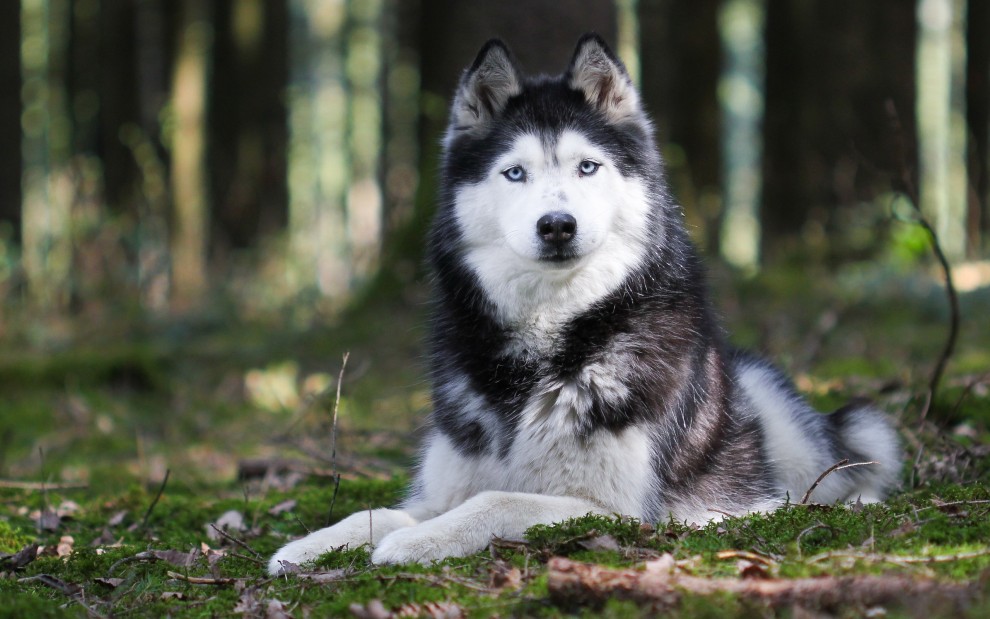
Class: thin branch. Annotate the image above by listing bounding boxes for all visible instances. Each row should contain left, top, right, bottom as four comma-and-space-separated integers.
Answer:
325, 352, 349, 527
165, 570, 238, 586
885, 100, 961, 424
800, 459, 879, 505
208, 524, 262, 559
0, 480, 88, 491
140, 469, 171, 530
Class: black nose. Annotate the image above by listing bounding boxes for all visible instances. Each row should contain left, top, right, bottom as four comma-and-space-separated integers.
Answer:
536, 212, 577, 245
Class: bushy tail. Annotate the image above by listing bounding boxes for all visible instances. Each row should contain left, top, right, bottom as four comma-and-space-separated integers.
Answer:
824, 401, 903, 503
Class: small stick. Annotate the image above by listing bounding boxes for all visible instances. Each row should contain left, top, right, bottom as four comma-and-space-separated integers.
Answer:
800, 459, 879, 505
208, 523, 262, 559
715, 550, 776, 566
0, 480, 88, 491
325, 352, 349, 527
166, 570, 238, 586
140, 469, 171, 530
885, 101, 960, 424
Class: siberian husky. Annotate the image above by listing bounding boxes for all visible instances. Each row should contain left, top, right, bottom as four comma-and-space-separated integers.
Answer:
269, 34, 901, 573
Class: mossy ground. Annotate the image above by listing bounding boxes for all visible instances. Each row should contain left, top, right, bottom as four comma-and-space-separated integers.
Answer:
1, 262, 989, 617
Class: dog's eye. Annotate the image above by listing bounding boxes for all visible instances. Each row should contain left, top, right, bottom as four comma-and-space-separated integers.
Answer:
578, 160, 600, 176
502, 166, 526, 182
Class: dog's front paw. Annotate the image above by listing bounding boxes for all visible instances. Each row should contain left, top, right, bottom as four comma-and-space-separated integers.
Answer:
370, 522, 486, 565
268, 533, 355, 575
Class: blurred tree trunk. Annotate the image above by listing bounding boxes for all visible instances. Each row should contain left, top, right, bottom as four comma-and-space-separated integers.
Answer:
378, 0, 420, 283
967, 0, 989, 254
286, 0, 351, 299
98, 0, 142, 217
21, 0, 73, 310
638, 0, 722, 253
169, 0, 213, 310
917, 0, 967, 261
210, 0, 288, 253
761, 0, 917, 262
0, 2, 21, 241
344, 0, 384, 283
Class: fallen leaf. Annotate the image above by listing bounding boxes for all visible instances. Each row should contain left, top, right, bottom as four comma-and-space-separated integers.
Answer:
160, 591, 187, 601
107, 510, 128, 527
34, 509, 61, 532
266, 599, 292, 619
1, 543, 40, 570
488, 561, 521, 590
736, 559, 770, 580
268, 500, 296, 516
94, 577, 124, 588
144, 548, 202, 568
578, 534, 620, 552
56, 536, 74, 558
350, 599, 391, 619
207, 510, 247, 541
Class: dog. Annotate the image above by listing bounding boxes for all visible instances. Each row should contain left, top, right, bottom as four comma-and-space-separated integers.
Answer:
269, 34, 901, 573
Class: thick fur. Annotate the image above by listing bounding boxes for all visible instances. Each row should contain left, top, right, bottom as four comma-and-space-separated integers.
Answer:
269, 34, 901, 573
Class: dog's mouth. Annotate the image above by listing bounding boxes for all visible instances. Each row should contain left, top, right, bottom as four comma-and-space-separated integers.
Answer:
537, 247, 581, 266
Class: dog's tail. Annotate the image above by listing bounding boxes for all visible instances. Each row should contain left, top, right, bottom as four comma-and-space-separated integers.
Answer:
821, 400, 903, 503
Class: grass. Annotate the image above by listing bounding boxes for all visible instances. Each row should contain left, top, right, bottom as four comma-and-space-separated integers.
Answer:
1, 260, 989, 616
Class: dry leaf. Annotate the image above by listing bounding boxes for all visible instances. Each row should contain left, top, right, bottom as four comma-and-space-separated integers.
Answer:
268, 500, 297, 516
94, 577, 124, 588
1, 543, 40, 570
56, 535, 74, 558
160, 591, 187, 601
489, 562, 522, 590
207, 510, 247, 541
578, 534, 620, 552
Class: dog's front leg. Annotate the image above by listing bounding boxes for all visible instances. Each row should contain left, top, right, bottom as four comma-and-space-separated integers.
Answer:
371, 491, 606, 565
269, 507, 419, 574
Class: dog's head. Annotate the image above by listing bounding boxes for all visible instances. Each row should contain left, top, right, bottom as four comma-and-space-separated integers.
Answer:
435, 35, 667, 324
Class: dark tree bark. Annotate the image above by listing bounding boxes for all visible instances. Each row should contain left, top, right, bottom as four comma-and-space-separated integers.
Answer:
210, 0, 288, 252
967, 0, 989, 254
638, 0, 722, 253
761, 0, 917, 261
0, 1, 21, 238
98, 0, 142, 215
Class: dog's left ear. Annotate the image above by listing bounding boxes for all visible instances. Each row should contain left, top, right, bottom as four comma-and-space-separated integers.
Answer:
567, 34, 642, 124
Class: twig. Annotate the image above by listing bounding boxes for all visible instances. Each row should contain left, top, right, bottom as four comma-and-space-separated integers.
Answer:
19, 574, 108, 619
547, 557, 975, 610
140, 469, 171, 530
208, 523, 263, 559
0, 480, 88, 491
325, 352, 349, 527
166, 570, 238, 586
795, 523, 832, 558
800, 460, 878, 505
885, 100, 961, 424
714, 550, 776, 566
809, 548, 990, 565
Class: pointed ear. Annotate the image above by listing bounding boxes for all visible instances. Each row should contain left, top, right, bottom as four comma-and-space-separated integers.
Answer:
447, 39, 523, 140
567, 33, 642, 124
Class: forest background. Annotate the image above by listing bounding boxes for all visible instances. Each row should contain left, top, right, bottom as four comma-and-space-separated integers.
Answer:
1, 1, 990, 616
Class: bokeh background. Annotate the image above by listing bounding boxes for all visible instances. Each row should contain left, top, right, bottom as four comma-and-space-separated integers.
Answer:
0, 0, 988, 489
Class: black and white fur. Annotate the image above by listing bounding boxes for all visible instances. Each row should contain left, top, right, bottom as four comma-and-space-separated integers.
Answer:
269, 34, 901, 573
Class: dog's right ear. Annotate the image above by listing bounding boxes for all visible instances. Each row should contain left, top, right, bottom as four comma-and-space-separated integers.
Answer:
447, 40, 522, 140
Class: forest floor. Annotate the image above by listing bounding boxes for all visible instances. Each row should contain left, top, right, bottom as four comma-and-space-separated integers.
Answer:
1, 259, 989, 617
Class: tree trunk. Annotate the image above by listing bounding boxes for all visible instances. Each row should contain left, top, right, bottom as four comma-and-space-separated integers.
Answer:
210, 0, 288, 253
967, 0, 989, 254
761, 0, 917, 262
169, 0, 213, 310
0, 1, 21, 240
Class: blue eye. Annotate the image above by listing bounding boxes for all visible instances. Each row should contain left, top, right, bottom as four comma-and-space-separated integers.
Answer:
578, 160, 600, 176
502, 166, 526, 182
